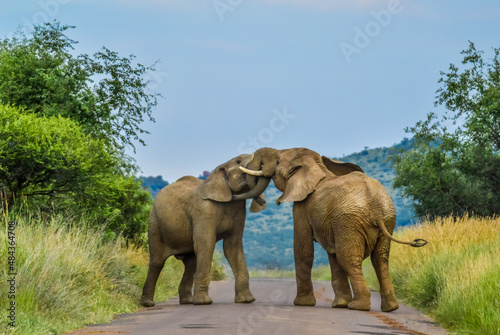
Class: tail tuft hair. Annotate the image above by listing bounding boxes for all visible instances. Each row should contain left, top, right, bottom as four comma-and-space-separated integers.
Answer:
411, 239, 428, 247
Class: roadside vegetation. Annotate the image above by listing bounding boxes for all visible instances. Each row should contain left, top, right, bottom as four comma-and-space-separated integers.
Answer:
251, 216, 499, 335
0, 212, 225, 335
0, 213, 181, 335
365, 216, 500, 335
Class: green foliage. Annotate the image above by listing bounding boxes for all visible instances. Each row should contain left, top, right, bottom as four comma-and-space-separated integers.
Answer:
392, 42, 500, 218
0, 105, 152, 242
0, 105, 114, 204
0, 21, 160, 243
0, 214, 184, 335
0, 21, 160, 152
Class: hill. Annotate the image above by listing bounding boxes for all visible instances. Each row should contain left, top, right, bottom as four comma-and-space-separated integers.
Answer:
140, 139, 415, 269
139, 175, 169, 197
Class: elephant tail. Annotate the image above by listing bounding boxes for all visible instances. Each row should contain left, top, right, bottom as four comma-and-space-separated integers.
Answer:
377, 219, 428, 248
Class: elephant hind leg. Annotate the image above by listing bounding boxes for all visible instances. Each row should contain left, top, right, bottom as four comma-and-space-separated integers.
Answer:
371, 236, 399, 312
179, 253, 196, 304
328, 253, 352, 308
336, 237, 371, 311
140, 246, 172, 307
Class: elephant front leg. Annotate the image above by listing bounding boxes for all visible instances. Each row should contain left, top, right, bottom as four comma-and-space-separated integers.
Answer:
328, 253, 352, 308
223, 234, 255, 303
293, 204, 316, 306
192, 228, 216, 305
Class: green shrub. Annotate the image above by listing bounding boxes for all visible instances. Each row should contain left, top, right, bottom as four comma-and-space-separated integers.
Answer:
0, 214, 183, 335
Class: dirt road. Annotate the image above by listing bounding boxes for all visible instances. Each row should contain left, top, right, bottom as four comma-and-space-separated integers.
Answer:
68, 278, 448, 335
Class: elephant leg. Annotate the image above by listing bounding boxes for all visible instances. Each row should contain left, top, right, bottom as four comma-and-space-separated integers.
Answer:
293, 203, 316, 306
178, 253, 196, 304
328, 253, 352, 308
140, 246, 171, 307
192, 226, 216, 305
336, 235, 371, 311
223, 234, 255, 303
371, 236, 399, 312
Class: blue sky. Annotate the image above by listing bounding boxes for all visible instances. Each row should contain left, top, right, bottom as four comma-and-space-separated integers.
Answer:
1, 0, 499, 182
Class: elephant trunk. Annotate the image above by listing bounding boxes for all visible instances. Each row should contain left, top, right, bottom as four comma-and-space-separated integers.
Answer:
232, 176, 271, 202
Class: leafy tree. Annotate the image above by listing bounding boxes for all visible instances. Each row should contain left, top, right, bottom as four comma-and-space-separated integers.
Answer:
392, 42, 500, 218
0, 105, 115, 205
0, 105, 152, 242
0, 21, 160, 152
0, 22, 160, 243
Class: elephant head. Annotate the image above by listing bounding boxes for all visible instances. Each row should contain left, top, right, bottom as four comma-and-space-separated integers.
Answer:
233, 147, 363, 205
196, 154, 271, 212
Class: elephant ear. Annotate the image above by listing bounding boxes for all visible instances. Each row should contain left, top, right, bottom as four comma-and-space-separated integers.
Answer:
196, 168, 232, 202
277, 156, 326, 205
250, 194, 267, 213
321, 156, 364, 175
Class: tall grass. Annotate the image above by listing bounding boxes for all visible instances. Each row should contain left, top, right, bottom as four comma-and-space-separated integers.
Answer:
364, 216, 500, 335
250, 216, 498, 334
0, 214, 184, 335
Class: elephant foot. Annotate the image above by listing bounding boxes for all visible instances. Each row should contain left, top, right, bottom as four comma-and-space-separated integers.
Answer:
140, 297, 155, 307
348, 298, 371, 311
193, 293, 213, 305
294, 294, 316, 306
179, 295, 194, 305
381, 297, 399, 312
235, 291, 255, 304
332, 295, 352, 308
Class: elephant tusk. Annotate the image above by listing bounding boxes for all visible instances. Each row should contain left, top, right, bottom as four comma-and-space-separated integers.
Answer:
239, 166, 263, 176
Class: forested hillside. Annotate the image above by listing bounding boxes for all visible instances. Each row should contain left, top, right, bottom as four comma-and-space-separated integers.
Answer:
141, 139, 415, 269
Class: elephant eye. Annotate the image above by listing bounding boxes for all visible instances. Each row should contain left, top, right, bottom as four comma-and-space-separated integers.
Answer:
236, 159, 242, 164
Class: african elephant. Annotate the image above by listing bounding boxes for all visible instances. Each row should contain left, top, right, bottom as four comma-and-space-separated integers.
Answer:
233, 147, 426, 312
140, 154, 271, 307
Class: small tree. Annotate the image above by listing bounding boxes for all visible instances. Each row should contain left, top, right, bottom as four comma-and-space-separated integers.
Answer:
0, 21, 160, 152
0, 105, 152, 242
0, 21, 162, 242
392, 42, 500, 218
0, 105, 115, 205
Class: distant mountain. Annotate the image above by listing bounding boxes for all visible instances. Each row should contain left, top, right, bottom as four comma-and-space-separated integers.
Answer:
140, 139, 416, 269
139, 175, 169, 198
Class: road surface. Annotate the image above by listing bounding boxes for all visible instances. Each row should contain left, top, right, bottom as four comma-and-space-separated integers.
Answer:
68, 278, 448, 335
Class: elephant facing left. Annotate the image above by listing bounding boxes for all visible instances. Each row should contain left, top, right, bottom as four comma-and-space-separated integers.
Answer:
140, 154, 271, 307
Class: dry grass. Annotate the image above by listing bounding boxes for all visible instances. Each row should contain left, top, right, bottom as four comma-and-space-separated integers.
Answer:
365, 216, 500, 335
0, 214, 184, 335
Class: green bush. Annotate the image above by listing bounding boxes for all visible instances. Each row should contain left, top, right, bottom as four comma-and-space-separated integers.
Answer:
0, 214, 184, 335
0, 105, 152, 243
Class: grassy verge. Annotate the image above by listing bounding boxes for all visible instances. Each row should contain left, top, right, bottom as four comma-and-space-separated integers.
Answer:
0, 214, 224, 335
251, 216, 499, 335
364, 216, 499, 335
